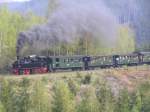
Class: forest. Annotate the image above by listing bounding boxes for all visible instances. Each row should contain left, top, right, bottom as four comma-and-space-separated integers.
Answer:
0, 67, 150, 112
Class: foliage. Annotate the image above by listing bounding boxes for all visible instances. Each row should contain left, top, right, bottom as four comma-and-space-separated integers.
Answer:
50, 24, 136, 56
115, 25, 135, 54
82, 74, 91, 84
77, 86, 99, 112
138, 81, 150, 112
0, 7, 44, 72
0, 78, 52, 112
117, 89, 130, 112
52, 81, 76, 112
15, 78, 32, 112
0, 101, 5, 112
30, 79, 51, 112
96, 81, 115, 112
131, 91, 142, 112
68, 78, 80, 95
0, 74, 150, 112
0, 79, 11, 112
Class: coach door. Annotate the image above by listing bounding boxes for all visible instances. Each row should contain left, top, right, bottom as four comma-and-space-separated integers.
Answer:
83, 56, 91, 70
113, 55, 119, 67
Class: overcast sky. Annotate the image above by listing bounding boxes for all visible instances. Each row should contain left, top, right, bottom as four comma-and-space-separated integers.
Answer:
0, 0, 30, 3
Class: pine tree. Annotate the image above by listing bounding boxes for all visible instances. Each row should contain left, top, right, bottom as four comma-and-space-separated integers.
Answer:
131, 91, 142, 112
68, 78, 80, 96
96, 82, 115, 112
0, 79, 11, 112
117, 89, 130, 112
138, 81, 150, 112
0, 101, 5, 112
31, 79, 51, 112
77, 86, 99, 112
17, 78, 32, 112
52, 81, 76, 112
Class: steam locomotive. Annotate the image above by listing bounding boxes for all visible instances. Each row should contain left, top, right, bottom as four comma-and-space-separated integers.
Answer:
12, 52, 150, 75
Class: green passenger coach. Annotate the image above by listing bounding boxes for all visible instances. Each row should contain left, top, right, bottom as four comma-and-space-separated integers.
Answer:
50, 56, 84, 70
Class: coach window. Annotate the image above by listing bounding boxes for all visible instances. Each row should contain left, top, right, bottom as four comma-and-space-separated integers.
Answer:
56, 58, 59, 62
103, 57, 106, 61
116, 57, 119, 61
130, 56, 132, 59
79, 59, 81, 62
74, 59, 78, 62
67, 59, 70, 62
109, 58, 112, 62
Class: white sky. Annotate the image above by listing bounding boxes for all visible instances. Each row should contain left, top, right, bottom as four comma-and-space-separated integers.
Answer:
0, 0, 30, 3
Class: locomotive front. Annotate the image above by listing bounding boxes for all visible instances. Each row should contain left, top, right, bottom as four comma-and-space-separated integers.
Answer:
12, 55, 49, 75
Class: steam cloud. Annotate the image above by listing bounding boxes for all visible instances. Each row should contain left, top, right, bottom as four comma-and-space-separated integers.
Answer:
17, 0, 119, 56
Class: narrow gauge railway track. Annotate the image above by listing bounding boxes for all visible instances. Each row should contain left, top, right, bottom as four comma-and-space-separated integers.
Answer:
12, 52, 150, 75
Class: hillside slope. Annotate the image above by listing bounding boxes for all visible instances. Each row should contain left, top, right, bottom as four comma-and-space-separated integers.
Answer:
4, 65, 150, 90
1, 65, 150, 112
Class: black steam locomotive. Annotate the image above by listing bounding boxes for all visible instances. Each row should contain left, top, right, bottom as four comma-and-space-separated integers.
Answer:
12, 52, 150, 75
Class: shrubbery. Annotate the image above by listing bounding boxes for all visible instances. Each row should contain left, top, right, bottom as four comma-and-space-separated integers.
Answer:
0, 75, 149, 112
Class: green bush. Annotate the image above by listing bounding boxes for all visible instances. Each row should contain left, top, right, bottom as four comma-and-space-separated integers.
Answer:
67, 78, 80, 95
138, 81, 150, 112
96, 81, 115, 112
77, 86, 99, 112
130, 91, 142, 112
82, 74, 91, 84
116, 89, 130, 112
30, 79, 51, 112
52, 81, 76, 112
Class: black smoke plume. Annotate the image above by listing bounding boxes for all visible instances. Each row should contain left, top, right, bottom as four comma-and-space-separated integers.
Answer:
17, 0, 119, 56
